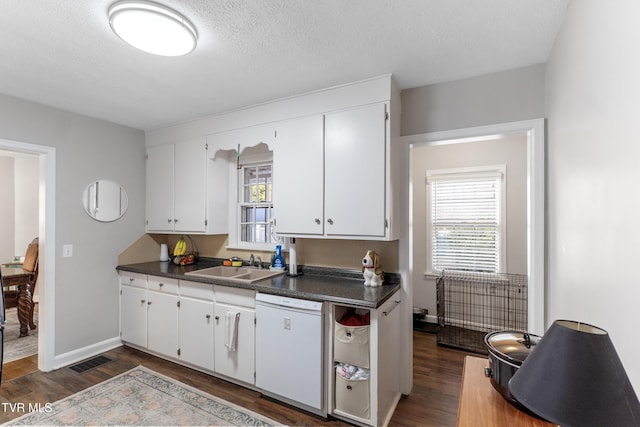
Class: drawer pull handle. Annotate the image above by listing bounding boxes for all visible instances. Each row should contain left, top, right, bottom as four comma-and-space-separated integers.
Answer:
129, 277, 134, 282
159, 283, 164, 287
346, 332, 352, 337
315, 218, 321, 224
346, 385, 352, 390
383, 300, 402, 316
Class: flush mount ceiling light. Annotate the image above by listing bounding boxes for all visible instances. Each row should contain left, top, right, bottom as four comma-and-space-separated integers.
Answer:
108, 0, 197, 56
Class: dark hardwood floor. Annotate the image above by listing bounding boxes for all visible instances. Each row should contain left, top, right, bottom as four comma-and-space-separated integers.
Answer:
0, 330, 474, 426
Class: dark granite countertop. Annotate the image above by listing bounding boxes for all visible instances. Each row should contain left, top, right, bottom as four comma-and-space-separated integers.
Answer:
116, 258, 400, 308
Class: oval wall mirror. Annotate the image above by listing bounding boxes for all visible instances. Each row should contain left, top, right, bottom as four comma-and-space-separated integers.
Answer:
82, 180, 128, 222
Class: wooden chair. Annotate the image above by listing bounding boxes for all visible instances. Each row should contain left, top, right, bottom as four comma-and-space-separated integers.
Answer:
4, 238, 38, 330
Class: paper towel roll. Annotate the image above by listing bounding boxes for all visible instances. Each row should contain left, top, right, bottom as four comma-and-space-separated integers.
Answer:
160, 244, 170, 262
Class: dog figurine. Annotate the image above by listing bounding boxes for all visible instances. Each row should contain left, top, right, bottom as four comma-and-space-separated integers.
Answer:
362, 250, 384, 287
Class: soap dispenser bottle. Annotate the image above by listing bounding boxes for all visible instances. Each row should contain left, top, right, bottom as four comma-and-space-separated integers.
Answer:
273, 245, 285, 269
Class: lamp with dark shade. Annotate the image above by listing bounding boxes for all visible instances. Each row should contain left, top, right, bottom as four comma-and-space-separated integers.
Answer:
509, 320, 640, 427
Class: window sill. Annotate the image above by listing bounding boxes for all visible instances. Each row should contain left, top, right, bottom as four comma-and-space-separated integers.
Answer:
226, 242, 287, 253
423, 272, 442, 280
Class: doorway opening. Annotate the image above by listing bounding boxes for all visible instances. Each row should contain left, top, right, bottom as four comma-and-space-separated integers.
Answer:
403, 119, 545, 335
0, 138, 56, 372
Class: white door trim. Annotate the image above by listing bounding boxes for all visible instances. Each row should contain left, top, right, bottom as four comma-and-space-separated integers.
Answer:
400, 118, 546, 335
0, 138, 56, 371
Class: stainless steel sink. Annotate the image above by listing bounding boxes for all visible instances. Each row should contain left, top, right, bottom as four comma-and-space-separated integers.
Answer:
185, 265, 285, 283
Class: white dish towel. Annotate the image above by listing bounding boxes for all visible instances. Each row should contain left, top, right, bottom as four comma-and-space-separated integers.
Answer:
225, 310, 240, 351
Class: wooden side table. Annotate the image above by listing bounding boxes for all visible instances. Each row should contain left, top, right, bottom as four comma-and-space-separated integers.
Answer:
457, 356, 556, 427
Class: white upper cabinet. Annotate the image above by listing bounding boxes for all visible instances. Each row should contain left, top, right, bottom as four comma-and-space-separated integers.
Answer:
273, 103, 391, 239
146, 137, 228, 234
325, 103, 387, 237
146, 143, 175, 232
206, 123, 276, 153
145, 76, 399, 239
173, 139, 207, 232
272, 115, 325, 235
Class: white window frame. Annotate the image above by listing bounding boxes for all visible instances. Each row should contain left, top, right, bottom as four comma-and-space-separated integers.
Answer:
426, 165, 507, 275
227, 151, 284, 251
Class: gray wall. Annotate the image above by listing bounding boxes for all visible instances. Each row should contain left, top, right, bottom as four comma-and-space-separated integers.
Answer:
401, 64, 546, 135
546, 0, 640, 393
0, 93, 145, 355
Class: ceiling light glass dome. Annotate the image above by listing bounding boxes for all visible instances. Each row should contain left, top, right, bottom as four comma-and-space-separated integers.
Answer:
108, 1, 197, 56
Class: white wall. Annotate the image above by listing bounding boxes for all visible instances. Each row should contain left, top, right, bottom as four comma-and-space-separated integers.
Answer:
0, 156, 15, 263
546, 0, 640, 393
411, 136, 527, 316
14, 155, 39, 255
0, 154, 38, 261
0, 93, 146, 356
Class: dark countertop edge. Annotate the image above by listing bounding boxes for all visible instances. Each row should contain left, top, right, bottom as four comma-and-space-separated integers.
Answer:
116, 258, 401, 308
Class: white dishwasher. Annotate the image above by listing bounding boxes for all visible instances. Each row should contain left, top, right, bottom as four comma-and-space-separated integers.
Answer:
255, 293, 325, 415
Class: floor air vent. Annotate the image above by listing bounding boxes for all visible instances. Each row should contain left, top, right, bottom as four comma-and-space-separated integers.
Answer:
68, 355, 112, 373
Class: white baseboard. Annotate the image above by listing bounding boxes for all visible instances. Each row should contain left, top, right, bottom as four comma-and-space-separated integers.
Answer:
426, 314, 438, 324
52, 337, 122, 370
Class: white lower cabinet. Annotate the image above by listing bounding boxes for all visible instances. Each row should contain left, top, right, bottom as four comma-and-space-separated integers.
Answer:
331, 290, 403, 427
147, 277, 179, 358
120, 284, 148, 347
147, 291, 179, 357
178, 280, 215, 371
119, 274, 180, 360
120, 271, 401, 425
120, 273, 257, 385
213, 286, 256, 385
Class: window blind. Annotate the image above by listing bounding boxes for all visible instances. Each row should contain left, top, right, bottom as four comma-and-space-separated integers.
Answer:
428, 170, 503, 273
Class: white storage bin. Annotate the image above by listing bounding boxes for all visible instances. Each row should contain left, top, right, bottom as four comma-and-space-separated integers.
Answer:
334, 321, 370, 368
335, 373, 370, 420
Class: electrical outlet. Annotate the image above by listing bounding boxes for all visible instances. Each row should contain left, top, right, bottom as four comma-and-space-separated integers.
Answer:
63, 244, 73, 258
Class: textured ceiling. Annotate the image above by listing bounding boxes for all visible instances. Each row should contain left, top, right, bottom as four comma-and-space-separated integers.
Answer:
0, 0, 569, 131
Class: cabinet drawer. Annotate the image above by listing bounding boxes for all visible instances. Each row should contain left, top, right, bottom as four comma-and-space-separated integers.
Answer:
335, 373, 370, 420
180, 280, 214, 300
214, 285, 255, 308
148, 276, 179, 294
120, 272, 147, 288
334, 322, 370, 368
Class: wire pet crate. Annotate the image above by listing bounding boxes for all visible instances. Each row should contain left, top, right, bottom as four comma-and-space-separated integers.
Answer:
436, 270, 528, 354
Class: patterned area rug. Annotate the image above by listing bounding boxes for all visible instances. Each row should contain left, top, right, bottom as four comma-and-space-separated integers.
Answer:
5, 366, 285, 426
3, 308, 38, 363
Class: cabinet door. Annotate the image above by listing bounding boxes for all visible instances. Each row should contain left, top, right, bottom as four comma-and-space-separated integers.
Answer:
325, 103, 387, 237
146, 144, 175, 232
120, 285, 148, 347
214, 303, 255, 384
273, 115, 325, 235
178, 297, 214, 371
147, 291, 179, 358
174, 138, 207, 232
